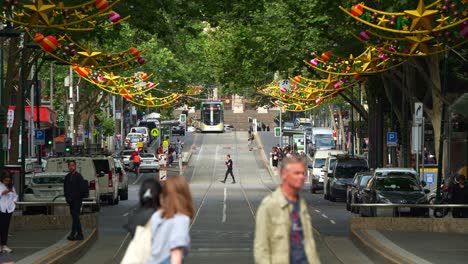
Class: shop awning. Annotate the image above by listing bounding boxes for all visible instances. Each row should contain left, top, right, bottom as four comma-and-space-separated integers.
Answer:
8, 105, 57, 125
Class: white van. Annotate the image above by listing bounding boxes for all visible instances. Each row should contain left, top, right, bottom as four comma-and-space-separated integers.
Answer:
45, 157, 101, 211
130, 127, 150, 143
92, 156, 119, 205
310, 150, 347, 193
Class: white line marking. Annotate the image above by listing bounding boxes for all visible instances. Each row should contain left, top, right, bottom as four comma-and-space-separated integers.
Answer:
314, 209, 321, 213
330, 220, 336, 224
122, 212, 129, 217
222, 187, 227, 223
131, 172, 144, 185
321, 214, 328, 219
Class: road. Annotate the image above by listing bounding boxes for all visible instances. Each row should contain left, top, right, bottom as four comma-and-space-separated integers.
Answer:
75, 131, 362, 263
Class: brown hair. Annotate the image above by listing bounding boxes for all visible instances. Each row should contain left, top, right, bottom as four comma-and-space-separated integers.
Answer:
161, 176, 194, 219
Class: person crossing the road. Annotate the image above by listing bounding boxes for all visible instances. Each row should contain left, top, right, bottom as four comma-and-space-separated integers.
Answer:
221, 154, 236, 184
254, 155, 320, 264
64, 160, 86, 241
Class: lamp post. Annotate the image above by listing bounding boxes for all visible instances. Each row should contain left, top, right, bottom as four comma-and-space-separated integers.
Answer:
0, 24, 20, 175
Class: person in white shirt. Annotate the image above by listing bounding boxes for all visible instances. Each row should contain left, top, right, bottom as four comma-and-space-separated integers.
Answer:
0, 172, 17, 253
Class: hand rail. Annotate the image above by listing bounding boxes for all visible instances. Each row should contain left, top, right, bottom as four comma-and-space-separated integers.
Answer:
17, 201, 97, 206
351, 203, 468, 208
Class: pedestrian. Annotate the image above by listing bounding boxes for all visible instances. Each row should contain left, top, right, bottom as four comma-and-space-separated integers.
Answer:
271, 147, 279, 168
262, 123, 266, 131
266, 125, 270, 132
221, 154, 236, 184
124, 179, 162, 237
0, 172, 17, 253
248, 133, 255, 151
452, 175, 468, 218
64, 160, 86, 241
145, 176, 194, 264
254, 155, 320, 263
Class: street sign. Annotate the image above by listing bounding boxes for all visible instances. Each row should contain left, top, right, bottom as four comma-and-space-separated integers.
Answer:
180, 114, 186, 123
425, 172, 435, 185
274, 127, 281, 137
6, 109, 14, 128
159, 170, 167, 181
34, 129, 45, 145
411, 126, 422, 154
414, 102, 423, 125
386, 132, 398, 147
151, 128, 160, 137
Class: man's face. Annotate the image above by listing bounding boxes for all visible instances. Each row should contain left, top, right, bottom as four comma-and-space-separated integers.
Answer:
68, 162, 76, 173
282, 162, 306, 191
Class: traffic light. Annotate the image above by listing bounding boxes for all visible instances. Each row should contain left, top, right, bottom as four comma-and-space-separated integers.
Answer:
274, 127, 281, 137
48, 140, 53, 145
64, 137, 72, 153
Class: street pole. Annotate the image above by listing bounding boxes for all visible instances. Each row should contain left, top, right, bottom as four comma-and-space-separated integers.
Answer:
436, 49, 449, 202
50, 62, 55, 154
279, 107, 282, 148
0, 38, 5, 172
35, 59, 41, 165
421, 117, 425, 182
69, 66, 74, 144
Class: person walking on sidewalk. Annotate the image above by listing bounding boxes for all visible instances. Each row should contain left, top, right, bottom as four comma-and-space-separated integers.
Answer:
254, 155, 320, 264
221, 154, 236, 184
248, 133, 255, 151
0, 172, 17, 253
452, 175, 468, 218
64, 160, 85, 241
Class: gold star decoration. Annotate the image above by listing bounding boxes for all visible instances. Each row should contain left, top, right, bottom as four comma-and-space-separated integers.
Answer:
103, 72, 121, 87
405, 34, 434, 54
402, 25, 409, 31
356, 49, 380, 72
23, 0, 56, 26
435, 14, 449, 29
77, 44, 102, 67
377, 15, 390, 27
403, 0, 438, 31
321, 74, 337, 90
144, 94, 157, 106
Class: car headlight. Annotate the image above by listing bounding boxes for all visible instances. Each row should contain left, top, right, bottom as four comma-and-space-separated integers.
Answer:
377, 194, 392, 204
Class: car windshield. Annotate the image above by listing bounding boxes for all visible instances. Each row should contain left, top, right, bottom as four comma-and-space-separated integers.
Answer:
316, 136, 335, 147
359, 175, 372, 187
122, 151, 134, 156
329, 158, 336, 169
140, 153, 155, 158
377, 177, 422, 192
130, 138, 140, 143
32, 174, 66, 184
335, 164, 368, 179
134, 128, 147, 134
314, 159, 326, 168
376, 171, 417, 179
284, 122, 294, 127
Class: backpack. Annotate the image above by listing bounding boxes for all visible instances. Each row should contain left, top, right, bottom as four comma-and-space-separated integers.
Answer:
134, 155, 141, 163
81, 179, 90, 198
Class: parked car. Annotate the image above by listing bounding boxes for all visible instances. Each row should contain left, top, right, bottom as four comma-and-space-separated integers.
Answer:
172, 125, 186, 136
114, 159, 128, 200
45, 157, 101, 212
324, 154, 368, 202
282, 122, 295, 130
138, 153, 160, 172
346, 171, 373, 212
120, 149, 136, 170
24, 172, 67, 202
92, 156, 120, 205
359, 174, 430, 217
125, 132, 145, 150
310, 150, 346, 193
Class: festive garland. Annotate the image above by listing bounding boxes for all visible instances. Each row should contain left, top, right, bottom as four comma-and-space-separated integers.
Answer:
124, 93, 183, 108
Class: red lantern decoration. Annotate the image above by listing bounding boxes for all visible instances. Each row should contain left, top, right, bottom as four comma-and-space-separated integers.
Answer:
293, 75, 302, 83
33, 33, 44, 43
350, 4, 364, 17
359, 30, 370, 41
41, 36, 58, 52
73, 66, 91, 77
130, 47, 139, 57
138, 57, 145, 65
309, 58, 319, 66
109, 11, 121, 23
95, 0, 109, 11
460, 21, 468, 38
321, 51, 331, 62
315, 98, 322, 105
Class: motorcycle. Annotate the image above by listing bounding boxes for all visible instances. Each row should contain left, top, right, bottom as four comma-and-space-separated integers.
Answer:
428, 176, 455, 218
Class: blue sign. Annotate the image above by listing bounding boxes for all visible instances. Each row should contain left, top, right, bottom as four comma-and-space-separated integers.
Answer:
386, 132, 398, 147
84, 129, 89, 137
425, 172, 435, 185
34, 129, 45, 140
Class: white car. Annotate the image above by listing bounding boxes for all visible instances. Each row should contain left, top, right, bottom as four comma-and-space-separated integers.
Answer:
114, 159, 129, 200
24, 172, 67, 202
125, 132, 144, 150
139, 153, 160, 172
129, 127, 150, 143
120, 149, 135, 170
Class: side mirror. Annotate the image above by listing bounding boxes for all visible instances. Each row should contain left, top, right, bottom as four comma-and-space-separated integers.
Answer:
421, 181, 427, 187
424, 189, 431, 194
98, 171, 105, 177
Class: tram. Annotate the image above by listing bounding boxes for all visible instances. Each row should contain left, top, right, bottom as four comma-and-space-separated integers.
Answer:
199, 101, 224, 132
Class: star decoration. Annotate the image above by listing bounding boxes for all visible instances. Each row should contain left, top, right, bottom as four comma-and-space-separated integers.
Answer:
24, 0, 56, 26
377, 15, 390, 27
402, 25, 409, 31
104, 72, 121, 87
77, 44, 102, 66
405, 34, 434, 54
321, 74, 338, 90
403, 0, 438, 31
144, 94, 157, 106
435, 14, 449, 28
356, 49, 380, 72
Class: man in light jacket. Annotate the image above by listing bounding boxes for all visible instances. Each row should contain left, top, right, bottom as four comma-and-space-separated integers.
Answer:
254, 155, 320, 264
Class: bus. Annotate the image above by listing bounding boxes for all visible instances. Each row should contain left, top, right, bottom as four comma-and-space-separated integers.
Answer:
199, 101, 224, 133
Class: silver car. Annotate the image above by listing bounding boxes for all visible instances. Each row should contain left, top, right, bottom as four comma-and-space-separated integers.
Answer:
139, 153, 160, 172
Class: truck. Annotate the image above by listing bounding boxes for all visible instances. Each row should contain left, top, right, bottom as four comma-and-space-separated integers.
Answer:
309, 127, 336, 155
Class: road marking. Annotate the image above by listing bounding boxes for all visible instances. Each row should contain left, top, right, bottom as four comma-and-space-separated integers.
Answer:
131, 172, 144, 185
112, 233, 130, 260
222, 187, 227, 223
321, 214, 328, 219
314, 209, 321, 213
122, 212, 129, 217
330, 220, 336, 224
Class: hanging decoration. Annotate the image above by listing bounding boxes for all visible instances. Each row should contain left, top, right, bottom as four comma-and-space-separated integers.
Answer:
124, 93, 183, 108
0, 0, 129, 31
28, 30, 146, 70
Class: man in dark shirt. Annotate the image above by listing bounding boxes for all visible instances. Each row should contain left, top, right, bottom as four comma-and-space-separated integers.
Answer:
63, 160, 85, 240
221, 154, 236, 184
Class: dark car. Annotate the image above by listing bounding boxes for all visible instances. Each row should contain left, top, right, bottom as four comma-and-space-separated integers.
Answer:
359, 175, 430, 217
172, 125, 186, 136
346, 172, 373, 213
325, 155, 368, 202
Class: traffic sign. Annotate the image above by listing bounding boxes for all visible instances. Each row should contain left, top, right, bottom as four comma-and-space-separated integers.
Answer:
159, 170, 167, 181
414, 102, 423, 125
386, 132, 398, 147
6, 109, 14, 128
274, 127, 281, 137
34, 129, 45, 145
151, 128, 160, 137
180, 114, 186, 123
425, 172, 435, 185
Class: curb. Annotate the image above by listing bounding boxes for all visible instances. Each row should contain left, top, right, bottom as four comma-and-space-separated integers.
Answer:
17, 228, 98, 264
255, 133, 279, 184
350, 229, 432, 264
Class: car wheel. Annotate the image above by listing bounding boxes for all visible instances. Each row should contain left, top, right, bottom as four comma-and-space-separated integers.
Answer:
329, 188, 336, 202
324, 191, 329, 200
114, 194, 120, 205
346, 199, 351, 211
120, 187, 129, 200
108, 195, 115, 205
